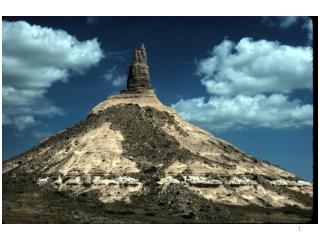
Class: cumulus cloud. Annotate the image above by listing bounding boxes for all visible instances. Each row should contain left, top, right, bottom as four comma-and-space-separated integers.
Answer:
2, 20, 104, 130
102, 66, 126, 87
173, 94, 313, 131
172, 37, 313, 131
197, 38, 312, 96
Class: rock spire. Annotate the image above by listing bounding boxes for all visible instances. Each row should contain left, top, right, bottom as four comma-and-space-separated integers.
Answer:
123, 43, 152, 93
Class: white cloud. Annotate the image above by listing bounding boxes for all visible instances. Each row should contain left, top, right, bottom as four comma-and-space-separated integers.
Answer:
172, 37, 313, 131
103, 66, 117, 81
197, 38, 312, 96
2, 20, 104, 130
262, 16, 313, 43
280, 17, 313, 42
105, 50, 130, 62
7, 115, 37, 131
278, 16, 299, 28
111, 76, 126, 87
172, 94, 313, 131
102, 66, 126, 87
31, 131, 51, 139
303, 18, 313, 42
86, 17, 100, 24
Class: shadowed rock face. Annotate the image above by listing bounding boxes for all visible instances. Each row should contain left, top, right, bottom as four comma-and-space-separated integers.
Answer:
122, 43, 152, 93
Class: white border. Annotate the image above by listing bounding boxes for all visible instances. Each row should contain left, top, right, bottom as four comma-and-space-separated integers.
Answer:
1, 0, 319, 239
0, 0, 319, 16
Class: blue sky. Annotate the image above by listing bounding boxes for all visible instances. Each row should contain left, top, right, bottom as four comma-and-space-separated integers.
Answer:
2, 16, 313, 181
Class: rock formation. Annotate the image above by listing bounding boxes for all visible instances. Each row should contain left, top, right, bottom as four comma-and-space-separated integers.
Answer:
2, 44, 314, 223
122, 43, 152, 94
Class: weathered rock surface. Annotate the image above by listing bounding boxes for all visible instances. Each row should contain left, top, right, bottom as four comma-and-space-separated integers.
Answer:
2, 44, 313, 223
122, 43, 152, 94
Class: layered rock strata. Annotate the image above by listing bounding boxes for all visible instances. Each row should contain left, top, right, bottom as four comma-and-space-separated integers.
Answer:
122, 43, 152, 94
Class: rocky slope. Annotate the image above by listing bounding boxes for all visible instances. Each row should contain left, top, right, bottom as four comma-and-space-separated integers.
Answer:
2, 44, 313, 223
